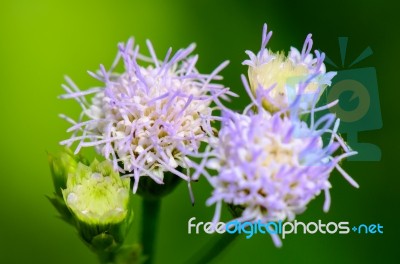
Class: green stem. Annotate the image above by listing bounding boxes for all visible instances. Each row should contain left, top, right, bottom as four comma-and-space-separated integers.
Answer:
184, 232, 239, 264
141, 198, 161, 264
97, 251, 114, 264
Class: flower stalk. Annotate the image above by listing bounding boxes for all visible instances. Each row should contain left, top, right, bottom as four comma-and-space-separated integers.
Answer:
141, 197, 161, 264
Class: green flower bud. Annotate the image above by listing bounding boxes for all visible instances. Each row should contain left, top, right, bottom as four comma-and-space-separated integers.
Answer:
62, 159, 133, 253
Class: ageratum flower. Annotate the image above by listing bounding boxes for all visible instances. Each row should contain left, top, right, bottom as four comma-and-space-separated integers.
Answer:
59, 38, 232, 192
243, 24, 337, 112
197, 76, 358, 247
63, 159, 131, 225
62, 159, 134, 252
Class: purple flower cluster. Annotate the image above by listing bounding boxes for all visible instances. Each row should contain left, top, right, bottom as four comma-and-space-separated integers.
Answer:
199, 79, 357, 246
188, 24, 358, 247
60, 38, 232, 192
58, 25, 358, 248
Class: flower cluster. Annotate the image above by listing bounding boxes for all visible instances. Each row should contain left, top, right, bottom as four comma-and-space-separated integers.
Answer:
59, 39, 232, 192
191, 24, 358, 247
51, 23, 359, 253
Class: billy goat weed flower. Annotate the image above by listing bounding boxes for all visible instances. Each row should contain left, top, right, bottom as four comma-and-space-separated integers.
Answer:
63, 159, 131, 225
48, 151, 139, 263
59, 38, 233, 193
196, 76, 358, 247
62, 159, 134, 254
243, 24, 337, 112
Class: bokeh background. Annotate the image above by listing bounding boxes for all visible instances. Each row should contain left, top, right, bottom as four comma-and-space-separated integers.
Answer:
0, 0, 398, 263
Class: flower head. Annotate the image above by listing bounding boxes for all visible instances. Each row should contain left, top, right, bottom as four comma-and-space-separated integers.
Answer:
60, 38, 232, 192
63, 159, 131, 225
243, 24, 336, 112
196, 75, 358, 247
60, 159, 134, 252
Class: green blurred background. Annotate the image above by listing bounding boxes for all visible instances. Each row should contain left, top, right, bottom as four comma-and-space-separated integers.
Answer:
0, 0, 397, 263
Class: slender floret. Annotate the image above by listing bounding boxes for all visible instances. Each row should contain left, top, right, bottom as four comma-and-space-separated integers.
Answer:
59, 38, 233, 192
243, 24, 337, 112
194, 75, 358, 247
